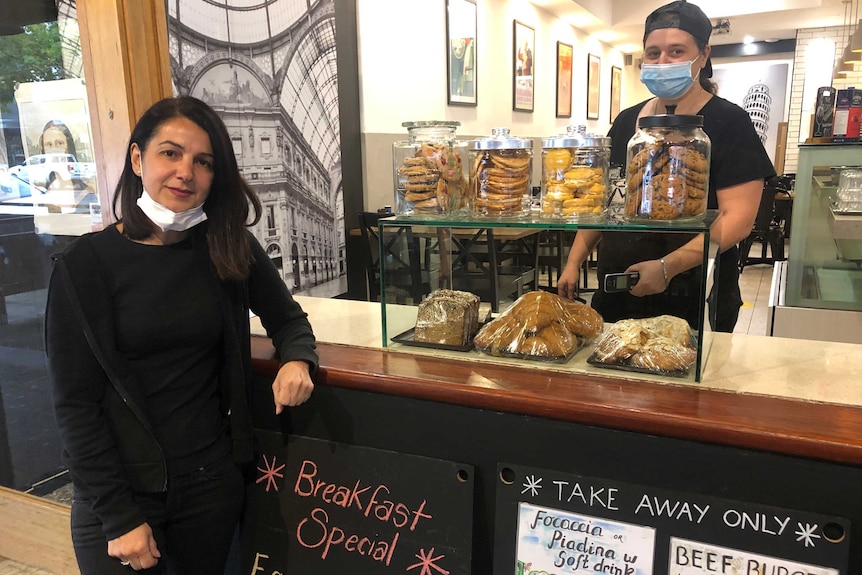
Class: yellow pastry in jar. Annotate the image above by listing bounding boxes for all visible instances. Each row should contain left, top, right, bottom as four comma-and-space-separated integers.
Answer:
544, 149, 573, 171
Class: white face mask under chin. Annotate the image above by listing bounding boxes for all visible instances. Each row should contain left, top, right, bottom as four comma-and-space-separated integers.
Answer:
136, 188, 208, 232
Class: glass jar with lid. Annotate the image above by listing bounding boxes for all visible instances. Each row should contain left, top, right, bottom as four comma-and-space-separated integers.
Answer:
392, 120, 469, 216
624, 114, 711, 223
468, 127, 533, 219
540, 125, 610, 221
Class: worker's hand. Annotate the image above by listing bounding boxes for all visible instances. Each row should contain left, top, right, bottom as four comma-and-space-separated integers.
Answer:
627, 260, 668, 297
272, 360, 314, 414
108, 522, 161, 570
557, 262, 581, 300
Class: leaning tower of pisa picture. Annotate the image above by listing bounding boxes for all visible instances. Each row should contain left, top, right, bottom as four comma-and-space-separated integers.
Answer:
743, 83, 772, 144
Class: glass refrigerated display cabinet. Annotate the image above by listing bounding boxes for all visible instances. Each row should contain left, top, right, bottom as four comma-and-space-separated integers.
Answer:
770, 144, 862, 342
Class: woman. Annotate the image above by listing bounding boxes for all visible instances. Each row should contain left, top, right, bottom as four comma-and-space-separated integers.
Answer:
558, 0, 775, 332
40, 119, 78, 157
46, 96, 318, 573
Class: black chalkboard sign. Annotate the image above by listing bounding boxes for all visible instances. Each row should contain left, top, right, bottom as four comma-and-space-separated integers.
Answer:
241, 433, 474, 574
494, 463, 849, 574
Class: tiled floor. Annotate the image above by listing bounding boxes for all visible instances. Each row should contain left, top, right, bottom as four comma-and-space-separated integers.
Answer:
735, 261, 777, 336
0, 560, 58, 575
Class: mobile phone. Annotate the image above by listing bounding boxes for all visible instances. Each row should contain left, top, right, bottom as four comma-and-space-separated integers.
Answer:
603, 272, 640, 293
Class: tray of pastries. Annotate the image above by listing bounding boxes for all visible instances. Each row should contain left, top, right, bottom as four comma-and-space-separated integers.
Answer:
587, 315, 697, 376
473, 291, 604, 362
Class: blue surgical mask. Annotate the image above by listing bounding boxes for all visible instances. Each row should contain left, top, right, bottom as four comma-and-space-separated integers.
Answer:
640, 55, 701, 100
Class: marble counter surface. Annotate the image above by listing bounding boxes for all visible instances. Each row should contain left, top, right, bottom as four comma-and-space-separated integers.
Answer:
251, 296, 862, 409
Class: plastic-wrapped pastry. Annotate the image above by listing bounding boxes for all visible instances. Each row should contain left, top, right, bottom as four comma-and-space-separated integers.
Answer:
588, 315, 696, 375
473, 291, 603, 360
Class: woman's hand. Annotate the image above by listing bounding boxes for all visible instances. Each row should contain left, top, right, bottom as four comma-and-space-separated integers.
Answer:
272, 360, 314, 414
108, 523, 161, 570
627, 260, 668, 297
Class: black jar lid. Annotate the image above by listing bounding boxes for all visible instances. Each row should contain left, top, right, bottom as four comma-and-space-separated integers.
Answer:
637, 114, 704, 128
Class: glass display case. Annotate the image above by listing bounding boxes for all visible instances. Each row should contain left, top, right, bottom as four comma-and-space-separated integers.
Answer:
771, 144, 862, 343
375, 213, 718, 382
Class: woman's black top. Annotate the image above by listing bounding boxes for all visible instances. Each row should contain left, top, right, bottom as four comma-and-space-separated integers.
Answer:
591, 96, 776, 331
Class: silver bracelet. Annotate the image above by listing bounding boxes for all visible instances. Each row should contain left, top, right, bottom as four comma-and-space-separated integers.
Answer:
659, 258, 669, 289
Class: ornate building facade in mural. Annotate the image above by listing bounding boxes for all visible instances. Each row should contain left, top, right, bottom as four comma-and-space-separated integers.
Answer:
166, 0, 345, 295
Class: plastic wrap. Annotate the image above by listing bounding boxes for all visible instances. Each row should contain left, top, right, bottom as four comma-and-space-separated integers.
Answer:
411, 290, 481, 347
473, 291, 603, 361
587, 315, 697, 376
393, 121, 469, 216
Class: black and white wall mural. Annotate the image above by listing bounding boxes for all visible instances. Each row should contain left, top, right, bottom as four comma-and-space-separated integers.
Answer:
166, 0, 346, 297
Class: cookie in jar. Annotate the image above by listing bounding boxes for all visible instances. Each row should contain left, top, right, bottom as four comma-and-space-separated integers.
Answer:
624, 114, 710, 223
468, 127, 533, 218
392, 121, 469, 216
540, 126, 610, 221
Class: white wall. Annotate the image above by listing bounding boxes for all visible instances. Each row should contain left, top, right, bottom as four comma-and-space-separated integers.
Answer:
357, 0, 623, 135
355, 0, 624, 209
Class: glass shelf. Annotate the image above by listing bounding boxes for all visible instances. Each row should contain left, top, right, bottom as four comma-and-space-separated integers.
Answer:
375, 211, 717, 383
380, 209, 714, 232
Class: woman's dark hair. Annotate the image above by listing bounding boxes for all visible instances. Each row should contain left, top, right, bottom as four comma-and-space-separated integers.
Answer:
40, 120, 77, 157
113, 96, 262, 280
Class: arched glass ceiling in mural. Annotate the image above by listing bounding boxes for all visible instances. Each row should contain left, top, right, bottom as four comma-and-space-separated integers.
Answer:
169, 0, 340, 172
168, 0, 310, 44
280, 17, 339, 173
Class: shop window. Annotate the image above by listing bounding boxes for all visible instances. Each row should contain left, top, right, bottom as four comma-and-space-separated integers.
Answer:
266, 204, 276, 230
0, 2, 101, 496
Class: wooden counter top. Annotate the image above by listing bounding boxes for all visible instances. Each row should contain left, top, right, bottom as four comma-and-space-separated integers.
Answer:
251, 297, 862, 466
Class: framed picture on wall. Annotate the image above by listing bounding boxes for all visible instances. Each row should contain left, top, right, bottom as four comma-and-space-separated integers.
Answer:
446, 0, 478, 106
587, 53, 601, 120
556, 42, 573, 118
513, 20, 534, 112
610, 65, 622, 123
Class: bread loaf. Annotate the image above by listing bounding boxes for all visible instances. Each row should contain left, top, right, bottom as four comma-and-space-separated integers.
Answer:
414, 290, 480, 346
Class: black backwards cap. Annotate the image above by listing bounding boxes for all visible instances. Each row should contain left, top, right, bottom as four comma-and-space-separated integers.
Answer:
643, 0, 713, 78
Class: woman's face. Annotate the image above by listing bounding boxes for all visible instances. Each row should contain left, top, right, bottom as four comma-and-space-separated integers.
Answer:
42, 127, 69, 154
643, 28, 709, 72
130, 116, 214, 213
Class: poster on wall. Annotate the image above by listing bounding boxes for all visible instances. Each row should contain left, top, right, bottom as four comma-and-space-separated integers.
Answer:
513, 20, 535, 112
586, 53, 601, 120
167, 0, 348, 297
11, 78, 99, 236
712, 62, 790, 166
446, 0, 477, 106
556, 42, 573, 118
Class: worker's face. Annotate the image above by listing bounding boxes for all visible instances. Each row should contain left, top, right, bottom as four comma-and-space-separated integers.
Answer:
42, 127, 69, 154
643, 28, 710, 75
130, 116, 214, 213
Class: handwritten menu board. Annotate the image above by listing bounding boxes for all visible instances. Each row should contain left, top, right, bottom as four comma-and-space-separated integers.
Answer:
241, 433, 474, 575
494, 463, 849, 574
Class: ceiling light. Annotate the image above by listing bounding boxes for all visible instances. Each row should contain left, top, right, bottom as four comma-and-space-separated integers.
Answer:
743, 35, 754, 44
838, 60, 856, 74
852, 20, 862, 52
